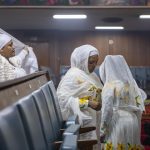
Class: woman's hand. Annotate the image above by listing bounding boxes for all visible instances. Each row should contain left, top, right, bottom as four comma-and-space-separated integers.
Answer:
24, 45, 29, 54
88, 100, 101, 111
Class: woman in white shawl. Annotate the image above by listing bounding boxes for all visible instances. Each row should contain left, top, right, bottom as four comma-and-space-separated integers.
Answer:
57, 44, 103, 141
99, 55, 146, 150
0, 31, 39, 82
0, 34, 28, 82
0, 28, 38, 74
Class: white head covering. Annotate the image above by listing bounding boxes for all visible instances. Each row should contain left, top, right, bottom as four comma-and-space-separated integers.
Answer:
71, 44, 99, 74
0, 34, 11, 50
89, 51, 99, 56
99, 55, 146, 111
99, 55, 133, 83
0, 28, 24, 52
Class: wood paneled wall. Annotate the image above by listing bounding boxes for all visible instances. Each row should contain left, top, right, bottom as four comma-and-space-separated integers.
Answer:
8, 30, 150, 79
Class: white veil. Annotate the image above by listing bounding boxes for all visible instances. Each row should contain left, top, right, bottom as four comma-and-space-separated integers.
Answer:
99, 55, 146, 111
0, 28, 38, 74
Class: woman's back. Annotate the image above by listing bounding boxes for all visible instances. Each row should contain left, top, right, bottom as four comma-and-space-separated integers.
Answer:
106, 80, 138, 108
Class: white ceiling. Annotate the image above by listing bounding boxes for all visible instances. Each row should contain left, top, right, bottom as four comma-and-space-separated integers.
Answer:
0, 6, 150, 31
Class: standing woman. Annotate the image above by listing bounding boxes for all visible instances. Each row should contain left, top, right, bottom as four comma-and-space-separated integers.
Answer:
57, 44, 103, 145
99, 55, 146, 150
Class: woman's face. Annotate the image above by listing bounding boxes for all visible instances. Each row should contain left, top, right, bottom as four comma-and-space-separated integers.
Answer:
88, 54, 99, 73
0, 41, 15, 59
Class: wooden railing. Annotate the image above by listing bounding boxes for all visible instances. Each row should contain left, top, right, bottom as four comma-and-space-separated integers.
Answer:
0, 71, 49, 110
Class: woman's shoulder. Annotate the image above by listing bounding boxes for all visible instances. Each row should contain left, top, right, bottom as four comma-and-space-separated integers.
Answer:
0, 55, 10, 65
64, 67, 80, 77
61, 67, 82, 83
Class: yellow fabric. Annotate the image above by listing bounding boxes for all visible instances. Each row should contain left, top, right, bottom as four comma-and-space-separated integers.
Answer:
104, 142, 142, 150
79, 98, 89, 109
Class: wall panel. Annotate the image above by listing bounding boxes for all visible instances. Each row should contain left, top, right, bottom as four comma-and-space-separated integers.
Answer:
8, 30, 150, 79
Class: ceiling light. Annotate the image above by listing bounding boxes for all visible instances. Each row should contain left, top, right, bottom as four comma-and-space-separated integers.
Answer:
139, 15, 150, 19
95, 26, 124, 30
53, 14, 87, 19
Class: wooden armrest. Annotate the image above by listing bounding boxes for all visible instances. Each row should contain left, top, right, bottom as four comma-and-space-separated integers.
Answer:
60, 128, 65, 134
60, 126, 96, 134
79, 126, 96, 134
77, 139, 97, 150
54, 141, 63, 150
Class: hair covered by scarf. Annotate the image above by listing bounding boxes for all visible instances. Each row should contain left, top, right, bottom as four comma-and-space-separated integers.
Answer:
0, 34, 11, 50
71, 44, 99, 74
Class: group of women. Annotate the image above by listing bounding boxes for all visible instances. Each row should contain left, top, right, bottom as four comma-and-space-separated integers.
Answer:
0, 31, 146, 149
57, 44, 146, 150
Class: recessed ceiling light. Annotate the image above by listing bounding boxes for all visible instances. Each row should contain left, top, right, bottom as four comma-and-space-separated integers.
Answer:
95, 26, 124, 30
53, 14, 87, 19
139, 15, 150, 19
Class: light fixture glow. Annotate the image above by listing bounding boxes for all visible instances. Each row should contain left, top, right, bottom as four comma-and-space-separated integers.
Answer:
139, 15, 150, 19
95, 26, 124, 30
53, 14, 87, 19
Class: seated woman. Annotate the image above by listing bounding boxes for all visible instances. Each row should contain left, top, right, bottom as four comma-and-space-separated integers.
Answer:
0, 28, 38, 74
0, 34, 29, 82
57, 44, 103, 147
99, 55, 146, 150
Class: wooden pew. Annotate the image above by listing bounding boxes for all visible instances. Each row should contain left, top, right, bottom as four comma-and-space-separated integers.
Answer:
0, 71, 49, 110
